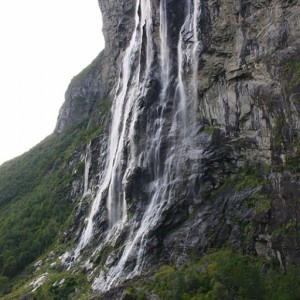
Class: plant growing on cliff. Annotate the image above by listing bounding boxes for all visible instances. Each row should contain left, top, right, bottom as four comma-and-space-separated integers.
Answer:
125, 250, 300, 300
0, 118, 96, 278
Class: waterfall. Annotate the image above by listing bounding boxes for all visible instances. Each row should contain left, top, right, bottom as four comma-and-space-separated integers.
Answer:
160, 0, 170, 90
176, 0, 202, 134
74, 0, 142, 256
75, 0, 156, 256
192, 0, 202, 96
73, 0, 203, 291
83, 142, 91, 196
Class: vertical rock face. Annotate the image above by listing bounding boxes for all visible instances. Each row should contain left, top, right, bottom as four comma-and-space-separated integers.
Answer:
58, 0, 300, 293
55, 0, 136, 133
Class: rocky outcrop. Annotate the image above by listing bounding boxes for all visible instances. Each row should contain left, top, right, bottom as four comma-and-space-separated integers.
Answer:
55, 52, 105, 133
55, 0, 136, 133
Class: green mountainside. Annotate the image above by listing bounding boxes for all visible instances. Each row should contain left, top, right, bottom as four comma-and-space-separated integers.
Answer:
0, 49, 109, 284
0, 120, 85, 277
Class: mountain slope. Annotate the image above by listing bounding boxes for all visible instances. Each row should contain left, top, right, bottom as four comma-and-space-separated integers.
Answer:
1, 0, 300, 299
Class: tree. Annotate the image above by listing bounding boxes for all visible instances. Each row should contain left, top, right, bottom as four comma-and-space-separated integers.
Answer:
2, 256, 18, 277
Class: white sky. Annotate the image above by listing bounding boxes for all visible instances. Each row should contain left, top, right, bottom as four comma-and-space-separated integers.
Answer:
0, 0, 105, 166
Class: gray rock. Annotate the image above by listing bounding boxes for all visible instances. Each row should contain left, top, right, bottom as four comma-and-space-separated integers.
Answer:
54, 0, 300, 294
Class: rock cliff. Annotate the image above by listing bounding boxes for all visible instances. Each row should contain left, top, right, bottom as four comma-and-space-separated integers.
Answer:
1, 0, 298, 298
52, 0, 300, 294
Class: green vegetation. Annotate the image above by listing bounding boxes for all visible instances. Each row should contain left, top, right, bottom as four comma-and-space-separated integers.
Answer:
239, 192, 272, 219
282, 60, 300, 93
212, 162, 269, 197
0, 269, 93, 300
251, 194, 272, 215
93, 245, 114, 267
0, 276, 10, 296
286, 144, 300, 173
0, 121, 82, 279
0, 48, 113, 293
211, 162, 272, 226
31, 272, 91, 300
204, 127, 217, 135
77, 161, 85, 177
273, 221, 299, 240
0, 113, 106, 281
234, 162, 268, 189
3, 249, 300, 300
271, 116, 300, 174
272, 117, 288, 151
126, 250, 300, 300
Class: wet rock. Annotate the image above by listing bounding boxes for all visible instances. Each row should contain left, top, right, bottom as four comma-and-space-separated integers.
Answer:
54, 0, 300, 293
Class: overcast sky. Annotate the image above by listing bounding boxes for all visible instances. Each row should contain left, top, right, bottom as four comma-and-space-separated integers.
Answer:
0, 0, 105, 165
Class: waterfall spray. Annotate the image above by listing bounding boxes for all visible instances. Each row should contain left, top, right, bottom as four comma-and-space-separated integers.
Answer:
73, 0, 203, 291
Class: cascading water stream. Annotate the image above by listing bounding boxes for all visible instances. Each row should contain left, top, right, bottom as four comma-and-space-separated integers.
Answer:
72, 0, 203, 291
175, 0, 202, 135
92, 0, 203, 291
83, 142, 91, 196
74, 0, 143, 257
145, 0, 170, 181
192, 0, 202, 98
160, 0, 170, 90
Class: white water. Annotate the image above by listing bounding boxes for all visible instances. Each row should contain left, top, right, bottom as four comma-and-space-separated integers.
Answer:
176, 0, 202, 135
192, 0, 202, 96
74, 0, 142, 256
73, 0, 203, 291
75, 0, 155, 257
83, 142, 91, 196
160, 0, 170, 89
